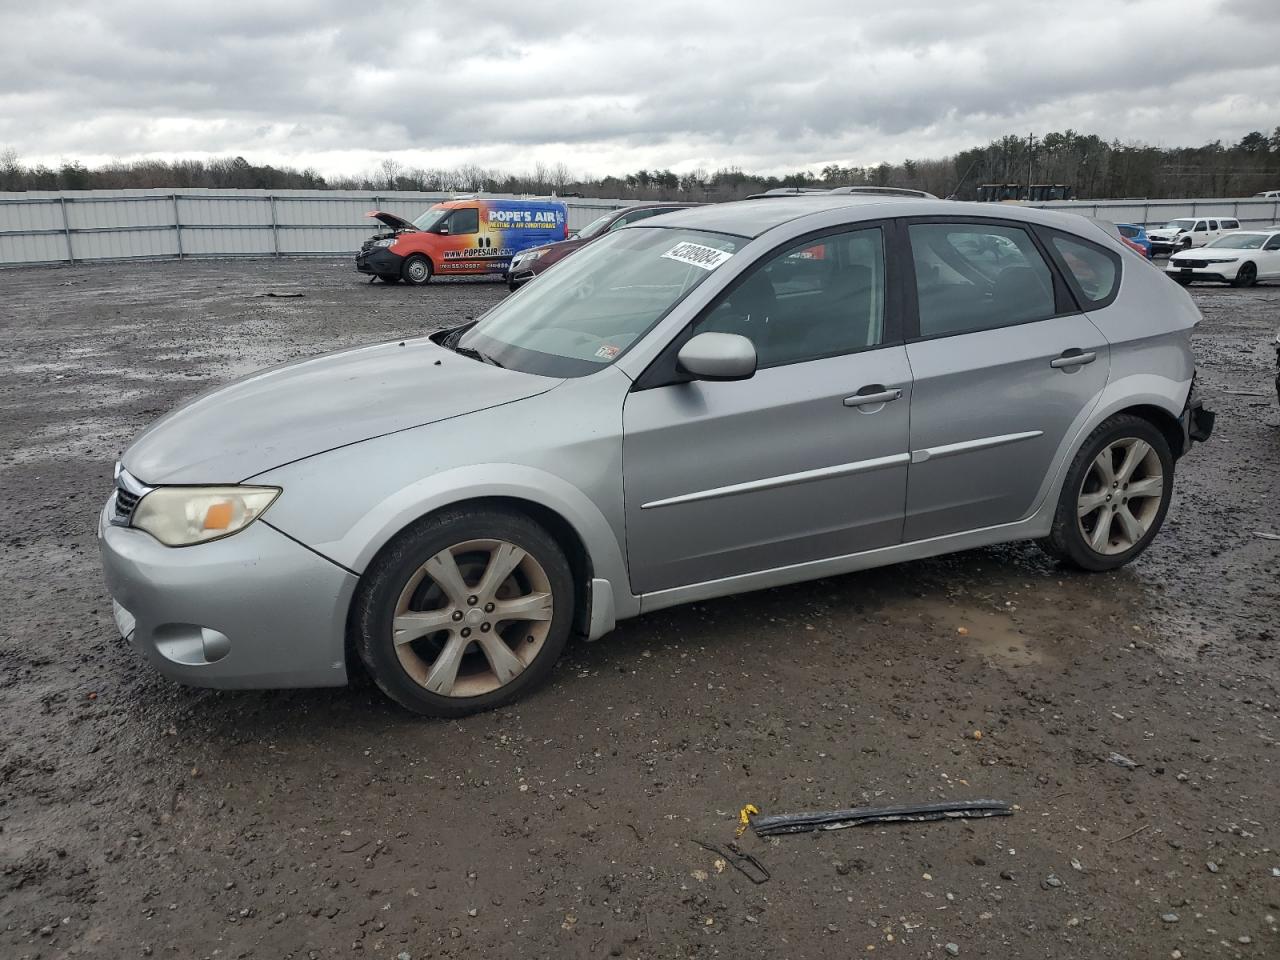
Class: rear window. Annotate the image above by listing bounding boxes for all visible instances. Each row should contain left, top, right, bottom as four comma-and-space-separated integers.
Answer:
1117, 225, 1138, 238
1049, 234, 1121, 307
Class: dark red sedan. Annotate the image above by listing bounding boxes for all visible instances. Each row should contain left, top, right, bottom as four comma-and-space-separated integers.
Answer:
504, 202, 696, 289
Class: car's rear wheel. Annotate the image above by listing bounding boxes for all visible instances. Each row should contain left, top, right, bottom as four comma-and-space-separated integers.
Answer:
401, 254, 433, 286
354, 507, 574, 717
1037, 414, 1174, 572
1232, 261, 1258, 287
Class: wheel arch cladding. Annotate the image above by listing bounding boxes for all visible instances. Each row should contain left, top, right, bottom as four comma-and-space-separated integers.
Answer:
1115, 403, 1186, 459
348, 495, 596, 653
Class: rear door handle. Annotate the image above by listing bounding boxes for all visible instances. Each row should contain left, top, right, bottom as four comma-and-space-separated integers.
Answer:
844, 387, 903, 407
1050, 350, 1097, 369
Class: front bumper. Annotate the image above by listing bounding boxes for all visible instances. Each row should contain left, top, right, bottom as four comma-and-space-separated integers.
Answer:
355, 246, 405, 278
1166, 260, 1237, 283
98, 500, 358, 689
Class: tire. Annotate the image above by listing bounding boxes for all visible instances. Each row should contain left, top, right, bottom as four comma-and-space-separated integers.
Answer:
1231, 261, 1257, 287
379, 275, 401, 285
1036, 414, 1174, 572
401, 254, 433, 286
354, 507, 575, 717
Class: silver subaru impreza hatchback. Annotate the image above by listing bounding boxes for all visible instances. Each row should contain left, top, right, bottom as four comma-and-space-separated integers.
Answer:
99, 196, 1214, 716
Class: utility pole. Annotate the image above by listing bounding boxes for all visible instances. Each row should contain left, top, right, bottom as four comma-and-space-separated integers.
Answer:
1027, 132, 1036, 199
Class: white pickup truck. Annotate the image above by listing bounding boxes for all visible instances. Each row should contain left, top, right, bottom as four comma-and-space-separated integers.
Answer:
1147, 216, 1241, 256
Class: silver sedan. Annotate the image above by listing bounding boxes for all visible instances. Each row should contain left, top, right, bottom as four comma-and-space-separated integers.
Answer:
99, 196, 1214, 716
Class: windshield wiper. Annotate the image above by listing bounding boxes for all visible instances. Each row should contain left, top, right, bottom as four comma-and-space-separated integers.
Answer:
450, 344, 504, 368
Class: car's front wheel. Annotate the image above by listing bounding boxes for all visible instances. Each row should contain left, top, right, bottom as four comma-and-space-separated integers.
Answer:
1037, 414, 1174, 571
401, 254, 433, 286
1232, 262, 1258, 287
354, 507, 575, 717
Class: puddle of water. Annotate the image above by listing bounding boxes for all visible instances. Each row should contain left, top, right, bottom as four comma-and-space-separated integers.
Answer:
955, 607, 1044, 666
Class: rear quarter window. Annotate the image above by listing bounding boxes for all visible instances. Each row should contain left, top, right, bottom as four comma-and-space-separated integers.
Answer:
1045, 232, 1121, 308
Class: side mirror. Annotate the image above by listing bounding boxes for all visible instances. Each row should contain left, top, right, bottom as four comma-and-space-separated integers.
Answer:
676, 332, 757, 382
438, 224, 450, 235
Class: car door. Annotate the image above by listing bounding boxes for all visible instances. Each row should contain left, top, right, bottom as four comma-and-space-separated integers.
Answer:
446, 206, 482, 272
901, 218, 1111, 542
1261, 233, 1280, 278
623, 223, 912, 595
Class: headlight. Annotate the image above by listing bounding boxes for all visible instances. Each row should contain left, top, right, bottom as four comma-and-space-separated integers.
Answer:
1200, 257, 1238, 263
514, 249, 544, 264
374, 238, 396, 248
131, 486, 281, 546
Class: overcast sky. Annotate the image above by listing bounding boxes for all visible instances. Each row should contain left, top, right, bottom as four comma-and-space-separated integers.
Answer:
1, 0, 1276, 178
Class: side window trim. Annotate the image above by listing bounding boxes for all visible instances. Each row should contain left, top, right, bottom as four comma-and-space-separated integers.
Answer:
632, 218, 903, 390
897, 215, 1081, 343
1033, 225, 1123, 311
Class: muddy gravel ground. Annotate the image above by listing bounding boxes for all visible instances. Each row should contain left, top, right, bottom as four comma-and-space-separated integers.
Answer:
1, 258, 1278, 960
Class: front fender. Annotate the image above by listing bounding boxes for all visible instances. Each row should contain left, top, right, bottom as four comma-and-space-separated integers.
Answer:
267, 461, 638, 621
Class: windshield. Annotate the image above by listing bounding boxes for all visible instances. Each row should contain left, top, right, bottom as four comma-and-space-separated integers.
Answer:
1207, 233, 1266, 249
575, 212, 616, 240
412, 205, 450, 231
1162, 219, 1196, 232
457, 227, 744, 377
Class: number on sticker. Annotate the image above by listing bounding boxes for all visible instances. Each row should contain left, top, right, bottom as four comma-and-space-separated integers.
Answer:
661, 242, 733, 271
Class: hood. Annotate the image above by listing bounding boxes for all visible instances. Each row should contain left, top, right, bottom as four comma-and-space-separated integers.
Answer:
123, 338, 556, 484
1148, 227, 1187, 239
368, 210, 417, 231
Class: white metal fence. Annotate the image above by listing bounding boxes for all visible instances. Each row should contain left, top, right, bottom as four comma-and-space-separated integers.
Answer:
0, 189, 635, 266
1, 189, 1278, 267
1030, 197, 1280, 230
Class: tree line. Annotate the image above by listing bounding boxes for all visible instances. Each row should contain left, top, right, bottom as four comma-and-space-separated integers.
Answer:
3, 128, 1278, 200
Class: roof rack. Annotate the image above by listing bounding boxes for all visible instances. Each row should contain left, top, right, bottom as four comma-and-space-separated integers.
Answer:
826, 186, 938, 199
746, 186, 939, 200
745, 187, 831, 199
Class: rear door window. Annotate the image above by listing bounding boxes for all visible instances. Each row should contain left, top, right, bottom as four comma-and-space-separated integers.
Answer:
1208, 220, 1219, 230
907, 222, 1058, 338
1046, 233, 1121, 307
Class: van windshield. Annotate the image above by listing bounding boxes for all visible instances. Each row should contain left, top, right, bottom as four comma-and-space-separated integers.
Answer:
456, 228, 744, 377
412, 206, 450, 231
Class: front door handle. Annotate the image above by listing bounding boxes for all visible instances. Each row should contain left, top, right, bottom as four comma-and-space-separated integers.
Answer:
844, 386, 903, 407
1050, 349, 1097, 370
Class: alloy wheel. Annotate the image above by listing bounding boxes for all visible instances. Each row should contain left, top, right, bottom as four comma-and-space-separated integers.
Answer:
1076, 438, 1165, 556
392, 539, 554, 697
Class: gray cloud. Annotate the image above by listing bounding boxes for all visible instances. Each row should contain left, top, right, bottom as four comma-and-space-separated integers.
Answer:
0, 0, 1275, 177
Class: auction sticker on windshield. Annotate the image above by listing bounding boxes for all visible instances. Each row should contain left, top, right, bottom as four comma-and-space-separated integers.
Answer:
661, 241, 733, 271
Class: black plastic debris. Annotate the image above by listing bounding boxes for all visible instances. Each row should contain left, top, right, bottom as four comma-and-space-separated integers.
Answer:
750, 799, 1013, 837
690, 839, 770, 884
